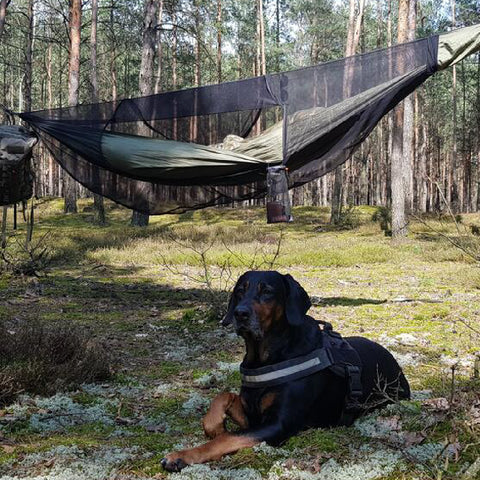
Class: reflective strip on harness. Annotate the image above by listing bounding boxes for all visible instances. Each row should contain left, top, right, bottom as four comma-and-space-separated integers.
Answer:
240, 347, 333, 388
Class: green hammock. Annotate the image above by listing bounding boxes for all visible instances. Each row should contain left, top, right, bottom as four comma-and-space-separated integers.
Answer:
17, 24, 480, 214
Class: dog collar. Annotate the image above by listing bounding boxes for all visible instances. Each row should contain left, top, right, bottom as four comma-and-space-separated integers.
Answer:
240, 347, 333, 388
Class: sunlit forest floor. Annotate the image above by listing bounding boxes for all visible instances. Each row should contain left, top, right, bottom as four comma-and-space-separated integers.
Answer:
0, 198, 479, 480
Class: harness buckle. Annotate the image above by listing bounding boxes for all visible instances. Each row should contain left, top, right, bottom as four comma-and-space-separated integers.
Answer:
346, 364, 363, 398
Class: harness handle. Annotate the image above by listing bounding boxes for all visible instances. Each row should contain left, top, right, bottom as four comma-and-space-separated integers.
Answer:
317, 319, 333, 331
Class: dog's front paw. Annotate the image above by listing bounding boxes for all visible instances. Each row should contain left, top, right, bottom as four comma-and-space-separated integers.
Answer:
161, 453, 189, 472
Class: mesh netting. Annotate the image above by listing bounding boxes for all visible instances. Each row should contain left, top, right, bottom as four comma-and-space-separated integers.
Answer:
19, 36, 438, 214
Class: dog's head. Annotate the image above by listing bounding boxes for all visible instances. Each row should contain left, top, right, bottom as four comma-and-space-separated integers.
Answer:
222, 271, 311, 338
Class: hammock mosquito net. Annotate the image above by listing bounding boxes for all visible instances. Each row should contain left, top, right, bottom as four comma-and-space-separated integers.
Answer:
17, 24, 480, 215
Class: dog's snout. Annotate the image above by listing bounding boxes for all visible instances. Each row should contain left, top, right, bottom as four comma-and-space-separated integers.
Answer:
234, 306, 251, 323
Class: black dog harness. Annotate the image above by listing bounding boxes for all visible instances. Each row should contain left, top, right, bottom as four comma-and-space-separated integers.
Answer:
240, 320, 363, 423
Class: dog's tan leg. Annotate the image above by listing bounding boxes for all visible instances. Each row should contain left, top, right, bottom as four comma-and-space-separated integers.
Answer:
202, 392, 248, 439
226, 393, 248, 429
161, 432, 258, 472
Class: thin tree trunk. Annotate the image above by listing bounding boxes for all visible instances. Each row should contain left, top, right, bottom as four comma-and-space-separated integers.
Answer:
331, 0, 365, 224
402, 0, 416, 212
1, 207, 7, 249
476, 55, 480, 211
374, 0, 384, 206
47, 40, 54, 195
417, 92, 428, 212
190, 0, 201, 142
0, 0, 9, 40
172, 7, 177, 139
391, 0, 409, 239
131, 0, 158, 227
216, 0, 222, 83
258, 0, 266, 76
255, 0, 266, 134
461, 61, 468, 212
64, 0, 82, 214
24, 0, 34, 112
110, 0, 117, 102
450, 0, 459, 213
89, 0, 105, 225
154, 0, 164, 94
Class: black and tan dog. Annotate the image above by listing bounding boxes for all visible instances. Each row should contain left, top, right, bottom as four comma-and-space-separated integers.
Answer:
161, 271, 409, 472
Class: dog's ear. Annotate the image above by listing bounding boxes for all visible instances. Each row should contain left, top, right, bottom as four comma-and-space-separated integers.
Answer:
221, 291, 236, 326
283, 274, 311, 326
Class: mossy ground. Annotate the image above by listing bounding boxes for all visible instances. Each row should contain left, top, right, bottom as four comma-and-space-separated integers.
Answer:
0, 199, 479, 479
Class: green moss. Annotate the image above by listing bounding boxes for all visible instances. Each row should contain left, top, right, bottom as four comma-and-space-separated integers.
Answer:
66, 422, 116, 436
70, 392, 100, 406
150, 397, 181, 417
284, 427, 347, 453
141, 361, 185, 380
0, 450, 17, 466
227, 447, 282, 474
221, 371, 242, 389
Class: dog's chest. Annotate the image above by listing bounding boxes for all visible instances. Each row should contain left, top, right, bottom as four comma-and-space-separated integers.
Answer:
241, 388, 279, 425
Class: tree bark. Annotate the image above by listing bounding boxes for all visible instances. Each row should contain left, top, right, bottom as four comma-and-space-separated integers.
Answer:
450, 0, 459, 213
171, 5, 178, 139
154, 0, 164, 94
0, 0, 9, 40
89, 0, 106, 225
417, 92, 428, 212
402, 0, 416, 212
190, 0, 201, 142
131, 0, 158, 227
110, 0, 117, 102
331, 0, 365, 225
216, 0, 222, 83
47, 40, 54, 195
24, 0, 34, 112
391, 0, 409, 239
64, 0, 82, 214
255, 0, 266, 134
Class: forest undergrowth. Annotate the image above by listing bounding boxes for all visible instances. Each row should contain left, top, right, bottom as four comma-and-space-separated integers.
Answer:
0, 198, 479, 480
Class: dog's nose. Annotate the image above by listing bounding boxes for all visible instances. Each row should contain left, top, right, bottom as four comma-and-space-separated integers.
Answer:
234, 306, 250, 323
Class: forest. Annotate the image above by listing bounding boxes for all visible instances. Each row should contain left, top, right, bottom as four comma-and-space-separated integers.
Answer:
0, 0, 479, 222
0, 0, 480, 479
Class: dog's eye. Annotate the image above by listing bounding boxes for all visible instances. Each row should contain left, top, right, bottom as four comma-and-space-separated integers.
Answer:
261, 287, 274, 296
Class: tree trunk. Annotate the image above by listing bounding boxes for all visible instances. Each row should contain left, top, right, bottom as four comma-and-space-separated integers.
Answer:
216, 0, 222, 83
391, 0, 409, 239
190, 0, 201, 142
64, 0, 82, 214
154, 0, 164, 94
24, 0, 34, 112
417, 92, 428, 212
89, 0, 106, 225
450, 0, 459, 213
172, 6, 178, 139
0, 0, 8, 40
131, 0, 158, 227
331, 0, 365, 225
258, 0, 266, 76
461, 61, 468, 212
47, 40, 54, 195
110, 0, 117, 102
255, 0, 266, 134
402, 0, 416, 212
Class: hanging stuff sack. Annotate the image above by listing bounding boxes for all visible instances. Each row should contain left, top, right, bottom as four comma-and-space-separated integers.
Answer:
266, 166, 292, 223
0, 126, 37, 206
